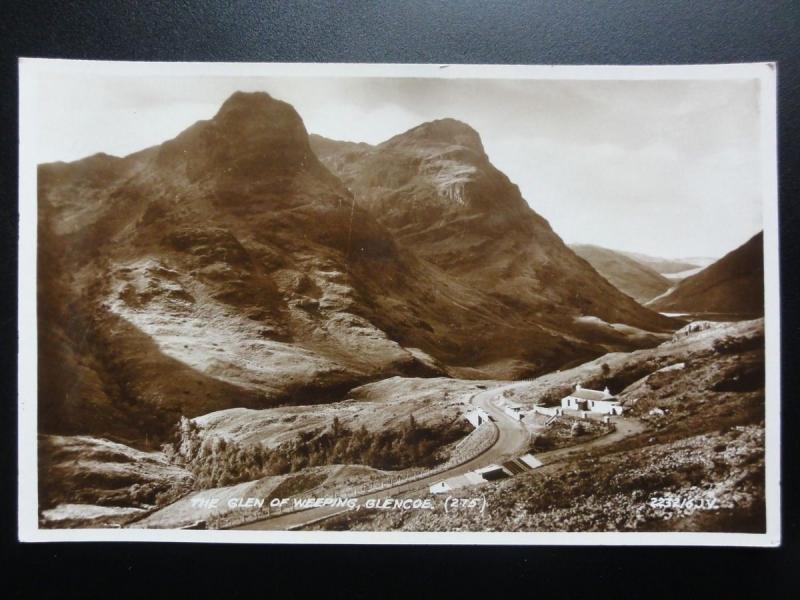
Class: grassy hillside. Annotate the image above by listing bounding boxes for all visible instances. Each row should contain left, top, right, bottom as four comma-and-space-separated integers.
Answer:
38, 435, 193, 528
316, 319, 766, 533
570, 243, 673, 303
649, 233, 763, 316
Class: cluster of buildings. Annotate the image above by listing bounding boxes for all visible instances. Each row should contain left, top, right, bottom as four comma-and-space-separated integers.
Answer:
443, 383, 625, 496
464, 383, 625, 432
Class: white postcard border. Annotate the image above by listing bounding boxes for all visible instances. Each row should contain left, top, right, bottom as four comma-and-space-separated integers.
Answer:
18, 59, 781, 546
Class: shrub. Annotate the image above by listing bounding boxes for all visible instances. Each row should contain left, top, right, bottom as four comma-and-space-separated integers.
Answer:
712, 362, 764, 393
163, 413, 471, 489
571, 421, 586, 436
713, 333, 764, 355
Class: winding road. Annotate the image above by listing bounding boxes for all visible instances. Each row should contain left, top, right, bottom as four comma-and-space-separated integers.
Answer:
233, 383, 529, 530
232, 383, 643, 531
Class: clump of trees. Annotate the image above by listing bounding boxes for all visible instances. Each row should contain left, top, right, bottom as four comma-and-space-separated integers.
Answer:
163, 414, 470, 490
530, 418, 613, 452
162, 417, 289, 489
570, 421, 586, 436
280, 414, 468, 471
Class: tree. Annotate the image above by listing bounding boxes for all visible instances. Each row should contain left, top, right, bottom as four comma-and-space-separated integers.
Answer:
331, 416, 342, 438
213, 436, 228, 455
571, 421, 586, 437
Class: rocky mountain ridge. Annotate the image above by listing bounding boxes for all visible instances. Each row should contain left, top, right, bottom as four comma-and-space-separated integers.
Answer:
310, 129, 673, 332
39, 91, 675, 443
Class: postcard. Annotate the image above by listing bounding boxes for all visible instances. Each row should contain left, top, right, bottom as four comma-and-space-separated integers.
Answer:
18, 60, 780, 545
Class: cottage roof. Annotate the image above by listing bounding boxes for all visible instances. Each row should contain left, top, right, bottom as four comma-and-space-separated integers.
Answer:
518, 454, 543, 469
568, 388, 615, 401
475, 464, 506, 475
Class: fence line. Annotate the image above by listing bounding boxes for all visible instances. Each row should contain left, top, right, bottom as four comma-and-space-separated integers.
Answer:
216, 421, 500, 530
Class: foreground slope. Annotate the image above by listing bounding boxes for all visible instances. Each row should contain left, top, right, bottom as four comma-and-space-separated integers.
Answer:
649, 232, 764, 316
316, 319, 766, 533
570, 244, 673, 303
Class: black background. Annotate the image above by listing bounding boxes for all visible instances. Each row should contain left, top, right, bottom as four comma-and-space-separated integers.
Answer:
2, 1, 798, 597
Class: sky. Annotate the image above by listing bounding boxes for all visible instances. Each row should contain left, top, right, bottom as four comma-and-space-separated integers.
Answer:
33, 72, 764, 259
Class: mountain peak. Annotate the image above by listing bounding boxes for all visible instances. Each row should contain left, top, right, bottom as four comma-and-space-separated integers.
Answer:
384, 118, 485, 154
215, 91, 283, 119
211, 91, 307, 138
156, 90, 317, 181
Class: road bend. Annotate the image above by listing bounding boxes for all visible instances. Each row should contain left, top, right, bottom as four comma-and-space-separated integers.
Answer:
233, 383, 530, 531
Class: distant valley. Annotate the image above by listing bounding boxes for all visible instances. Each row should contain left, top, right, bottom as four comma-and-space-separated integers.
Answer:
568, 238, 762, 319
569, 244, 674, 304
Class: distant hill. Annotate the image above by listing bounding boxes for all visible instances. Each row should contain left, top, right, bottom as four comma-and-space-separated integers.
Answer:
569, 244, 673, 303
648, 232, 763, 316
619, 251, 704, 275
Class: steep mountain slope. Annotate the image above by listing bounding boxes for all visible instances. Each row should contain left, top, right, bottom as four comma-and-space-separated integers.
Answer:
648, 232, 763, 315
569, 244, 673, 303
39, 92, 441, 441
311, 126, 673, 332
39, 93, 676, 444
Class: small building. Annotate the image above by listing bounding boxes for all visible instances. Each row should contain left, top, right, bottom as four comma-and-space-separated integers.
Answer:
430, 472, 484, 494
429, 455, 542, 494
517, 454, 543, 469
465, 408, 491, 428
475, 464, 511, 481
503, 404, 524, 421
501, 454, 543, 475
561, 383, 623, 415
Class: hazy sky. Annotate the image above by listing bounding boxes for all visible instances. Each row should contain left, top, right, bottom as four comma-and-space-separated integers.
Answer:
33, 73, 764, 258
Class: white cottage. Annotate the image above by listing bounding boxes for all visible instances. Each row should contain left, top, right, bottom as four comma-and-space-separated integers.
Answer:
561, 383, 623, 415
465, 408, 491, 428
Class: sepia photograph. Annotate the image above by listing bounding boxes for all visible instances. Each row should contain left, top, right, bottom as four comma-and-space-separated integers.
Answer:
17, 60, 780, 544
